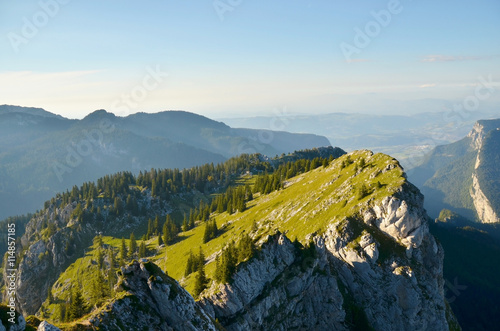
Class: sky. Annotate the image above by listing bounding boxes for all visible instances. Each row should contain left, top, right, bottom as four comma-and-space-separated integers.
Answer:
0, 0, 499, 119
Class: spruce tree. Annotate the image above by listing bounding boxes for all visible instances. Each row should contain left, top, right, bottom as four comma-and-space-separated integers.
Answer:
238, 233, 255, 263
153, 215, 160, 235
68, 286, 86, 320
139, 241, 147, 258
96, 248, 104, 270
47, 286, 54, 304
120, 237, 127, 266
147, 218, 153, 240
163, 222, 171, 245
185, 250, 195, 277
182, 214, 189, 232
193, 249, 208, 298
129, 233, 137, 258
108, 249, 117, 294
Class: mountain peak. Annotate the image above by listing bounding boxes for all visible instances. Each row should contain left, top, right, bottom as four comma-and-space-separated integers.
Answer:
0, 104, 64, 119
468, 118, 500, 150
82, 109, 117, 121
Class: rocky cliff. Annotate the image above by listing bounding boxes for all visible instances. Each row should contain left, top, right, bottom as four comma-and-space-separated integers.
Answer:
88, 260, 217, 331
198, 179, 459, 331
467, 121, 500, 223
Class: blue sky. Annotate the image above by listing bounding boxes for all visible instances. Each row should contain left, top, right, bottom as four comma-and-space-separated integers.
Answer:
1, 0, 499, 119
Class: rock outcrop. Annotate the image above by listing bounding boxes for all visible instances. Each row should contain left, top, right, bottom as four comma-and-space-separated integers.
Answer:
88, 260, 217, 331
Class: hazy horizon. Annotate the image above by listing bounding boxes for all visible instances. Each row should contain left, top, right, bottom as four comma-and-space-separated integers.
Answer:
1, 1, 499, 119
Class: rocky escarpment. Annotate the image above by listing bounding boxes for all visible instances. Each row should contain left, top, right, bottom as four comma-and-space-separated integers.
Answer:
88, 260, 217, 331
470, 173, 499, 223
467, 120, 500, 223
199, 181, 459, 330
410, 118, 500, 223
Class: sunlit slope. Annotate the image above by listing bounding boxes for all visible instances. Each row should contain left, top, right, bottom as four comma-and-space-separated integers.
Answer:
45, 150, 407, 305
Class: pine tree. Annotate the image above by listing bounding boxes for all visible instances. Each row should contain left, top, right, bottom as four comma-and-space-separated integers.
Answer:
151, 179, 157, 197
96, 248, 104, 269
147, 218, 153, 240
185, 250, 195, 277
153, 215, 160, 235
93, 235, 103, 247
68, 286, 86, 320
193, 248, 208, 297
163, 222, 171, 245
47, 286, 54, 304
238, 233, 255, 263
129, 233, 137, 258
322, 158, 329, 167
224, 243, 236, 283
157, 234, 163, 246
91, 271, 108, 306
108, 249, 117, 294
139, 241, 147, 258
214, 254, 222, 283
197, 246, 205, 269
114, 197, 123, 215
120, 237, 127, 266
182, 214, 189, 232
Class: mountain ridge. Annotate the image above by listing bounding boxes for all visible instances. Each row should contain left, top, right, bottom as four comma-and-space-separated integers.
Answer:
4, 150, 460, 330
0, 105, 330, 220
410, 118, 500, 223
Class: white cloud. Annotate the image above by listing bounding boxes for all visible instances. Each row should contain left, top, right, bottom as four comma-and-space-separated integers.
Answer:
421, 54, 483, 62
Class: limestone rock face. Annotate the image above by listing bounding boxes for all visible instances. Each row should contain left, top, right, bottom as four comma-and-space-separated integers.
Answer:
467, 120, 500, 223
470, 173, 500, 223
89, 260, 217, 331
200, 233, 347, 331
199, 186, 457, 330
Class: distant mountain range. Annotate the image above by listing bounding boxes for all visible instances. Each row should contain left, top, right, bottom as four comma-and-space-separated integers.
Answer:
220, 111, 497, 168
0, 105, 330, 220
409, 118, 500, 223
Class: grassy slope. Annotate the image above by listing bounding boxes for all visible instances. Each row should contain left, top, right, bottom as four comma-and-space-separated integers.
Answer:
44, 150, 407, 319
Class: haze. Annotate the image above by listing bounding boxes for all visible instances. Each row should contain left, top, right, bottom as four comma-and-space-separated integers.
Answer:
1, 1, 499, 119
